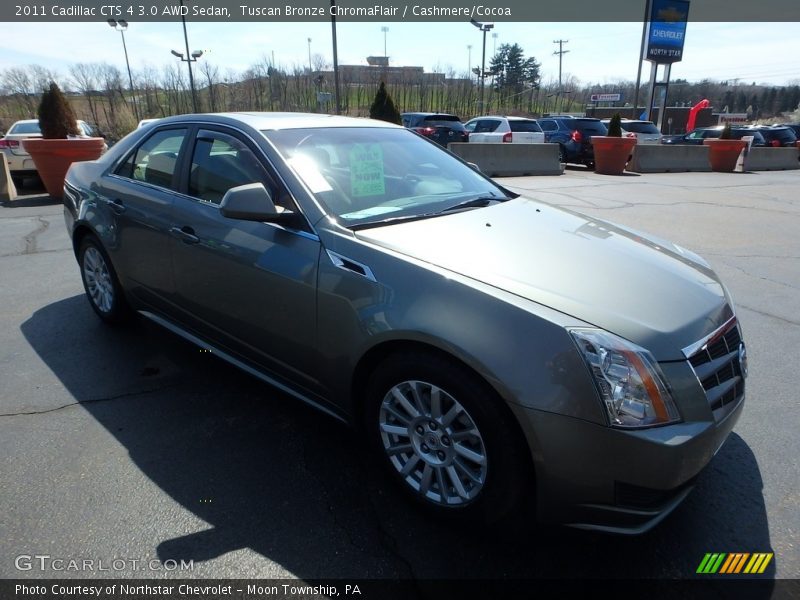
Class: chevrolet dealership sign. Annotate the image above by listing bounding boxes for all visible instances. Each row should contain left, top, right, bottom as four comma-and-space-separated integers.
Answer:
646, 0, 690, 64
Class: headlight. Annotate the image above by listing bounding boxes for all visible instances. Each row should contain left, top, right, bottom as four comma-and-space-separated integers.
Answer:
570, 329, 681, 428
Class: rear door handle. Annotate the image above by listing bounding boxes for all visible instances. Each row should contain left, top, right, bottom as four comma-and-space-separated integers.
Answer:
169, 226, 200, 244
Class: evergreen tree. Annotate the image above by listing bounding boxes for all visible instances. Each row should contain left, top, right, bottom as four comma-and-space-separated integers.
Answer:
490, 43, 541, 94
37, 82, 80, 139
369, 81, 401, 125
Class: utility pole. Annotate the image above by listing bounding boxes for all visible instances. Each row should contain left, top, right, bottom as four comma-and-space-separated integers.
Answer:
553, 39, 569, 112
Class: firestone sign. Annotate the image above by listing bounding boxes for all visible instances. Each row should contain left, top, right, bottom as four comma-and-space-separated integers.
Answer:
590, 93, 622, 102
645, 0, 690, 64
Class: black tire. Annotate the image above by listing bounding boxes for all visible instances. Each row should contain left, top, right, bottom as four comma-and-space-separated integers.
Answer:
11, 176, 24, 189
78, 235, 132, 324
364, 351, 532, 523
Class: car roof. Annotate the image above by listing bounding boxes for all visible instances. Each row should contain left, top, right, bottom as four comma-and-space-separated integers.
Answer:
468, 115, 535, 120
153, 112, 403, 131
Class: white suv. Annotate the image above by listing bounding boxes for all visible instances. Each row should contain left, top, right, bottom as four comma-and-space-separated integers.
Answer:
601, 119, 663, 145
1, 119, 98, 186
464, 116, 545, 144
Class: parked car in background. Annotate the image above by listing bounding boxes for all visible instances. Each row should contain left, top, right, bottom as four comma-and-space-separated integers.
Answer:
778, 123, 800, 138
601, 119, 663, 144
401, 112, 469, 147
661, 126, 767, 147
1, 119, 102, 187
137, 118, 161, 129
464, 116, 545, 143
537, 116, 608, 167
63, 112, 747, 532
754, 125, 798, 147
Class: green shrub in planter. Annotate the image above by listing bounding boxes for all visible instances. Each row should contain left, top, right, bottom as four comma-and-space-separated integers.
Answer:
38, 82, 80, 139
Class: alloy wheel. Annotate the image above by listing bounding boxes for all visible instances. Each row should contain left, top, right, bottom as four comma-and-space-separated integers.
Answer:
378, 380, 488, 506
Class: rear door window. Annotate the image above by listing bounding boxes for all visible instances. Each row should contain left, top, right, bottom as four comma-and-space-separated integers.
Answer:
509, 120, 542, 133
115, 128, 188, 190
575, 120, 607, 135
623, 122, 660, 134
539, 120, 558, 132
423, 115, 466, 131
474, 119, 500, 133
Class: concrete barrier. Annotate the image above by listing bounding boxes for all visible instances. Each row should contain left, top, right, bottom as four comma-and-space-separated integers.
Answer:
0, 153, 18, 201
627, 145, 711, 173
743, 147, 800, 171
448, 142, 564, 176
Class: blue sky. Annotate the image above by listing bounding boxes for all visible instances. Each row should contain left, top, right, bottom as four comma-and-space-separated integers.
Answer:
0, 21, 798, 88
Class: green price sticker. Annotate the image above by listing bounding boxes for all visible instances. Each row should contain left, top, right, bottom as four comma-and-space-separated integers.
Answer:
349, 144, 385, 198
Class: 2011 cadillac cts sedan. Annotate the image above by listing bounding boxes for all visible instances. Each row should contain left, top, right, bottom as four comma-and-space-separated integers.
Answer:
63, 113, 747, 533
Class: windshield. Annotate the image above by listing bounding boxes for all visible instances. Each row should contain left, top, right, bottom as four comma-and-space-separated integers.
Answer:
264, 127, 508, 227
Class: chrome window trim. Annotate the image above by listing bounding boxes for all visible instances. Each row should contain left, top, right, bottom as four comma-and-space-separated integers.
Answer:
105, 120, 321, 239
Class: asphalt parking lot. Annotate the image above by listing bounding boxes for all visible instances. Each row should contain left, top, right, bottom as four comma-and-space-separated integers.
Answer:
1, 169, 798, 585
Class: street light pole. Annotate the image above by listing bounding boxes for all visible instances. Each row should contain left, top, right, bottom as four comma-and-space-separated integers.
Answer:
179, 0, 198, 112
381, 26, 389, 60
307, 37, 313, 73
467, 45, 472, 79
470, 19, 494, 114
552, 39, 569, 112
107, 19, 138, 121
330, 0, 341, 114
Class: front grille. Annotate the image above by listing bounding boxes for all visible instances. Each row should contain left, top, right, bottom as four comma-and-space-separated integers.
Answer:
686, 319, 745, 419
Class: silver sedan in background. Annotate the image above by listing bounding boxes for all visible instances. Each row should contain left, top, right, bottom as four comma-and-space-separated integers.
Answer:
63, 112, 746, 533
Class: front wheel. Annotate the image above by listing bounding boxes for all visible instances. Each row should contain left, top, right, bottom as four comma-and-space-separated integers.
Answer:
365, 352, 531, 522
78, 236, 131, 324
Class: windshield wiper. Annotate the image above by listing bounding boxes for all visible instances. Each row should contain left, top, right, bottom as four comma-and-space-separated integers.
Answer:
348, 195, 506, 231
437, 196, 505, 214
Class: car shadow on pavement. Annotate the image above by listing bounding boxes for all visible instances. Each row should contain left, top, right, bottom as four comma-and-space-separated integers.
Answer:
21, 296, 775, 589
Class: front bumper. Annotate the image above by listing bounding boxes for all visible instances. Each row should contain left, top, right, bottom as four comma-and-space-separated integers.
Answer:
511, 391, 744, 534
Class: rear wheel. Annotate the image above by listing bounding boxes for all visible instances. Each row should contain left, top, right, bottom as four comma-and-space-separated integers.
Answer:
365, 352, 531, 522
78, 236, 132, 324
557, 144, 567, 164
11, 176, 24, 189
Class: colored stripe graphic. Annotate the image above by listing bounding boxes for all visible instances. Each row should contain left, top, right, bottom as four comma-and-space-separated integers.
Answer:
697, 553, 727, 574
720, 553, 749, 574
699, 553, 774, 575
744, 553, 774, 574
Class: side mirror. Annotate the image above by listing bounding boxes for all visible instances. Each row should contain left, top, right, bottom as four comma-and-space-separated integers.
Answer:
219, 183, 295, 223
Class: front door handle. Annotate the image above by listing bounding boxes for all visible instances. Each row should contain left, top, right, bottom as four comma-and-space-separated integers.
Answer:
108, 198, 126, 214
169, 226, 200, 244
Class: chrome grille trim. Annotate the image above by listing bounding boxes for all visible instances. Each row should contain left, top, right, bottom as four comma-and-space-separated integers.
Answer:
683, 317, 746, 420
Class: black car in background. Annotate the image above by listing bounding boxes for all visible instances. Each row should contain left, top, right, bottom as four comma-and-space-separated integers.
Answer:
401, 112, 469, 147
662, 126, 767, 147
537, 117, 608, 167
755, 126, 798, 147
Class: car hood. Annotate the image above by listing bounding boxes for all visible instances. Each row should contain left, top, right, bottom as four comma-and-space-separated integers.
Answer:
355, 198, 732, 361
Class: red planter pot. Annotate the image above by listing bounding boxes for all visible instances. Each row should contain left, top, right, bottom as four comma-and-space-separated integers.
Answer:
590, 136, 637, 175
703, 138, 747, 172
22, 138, 105, 199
